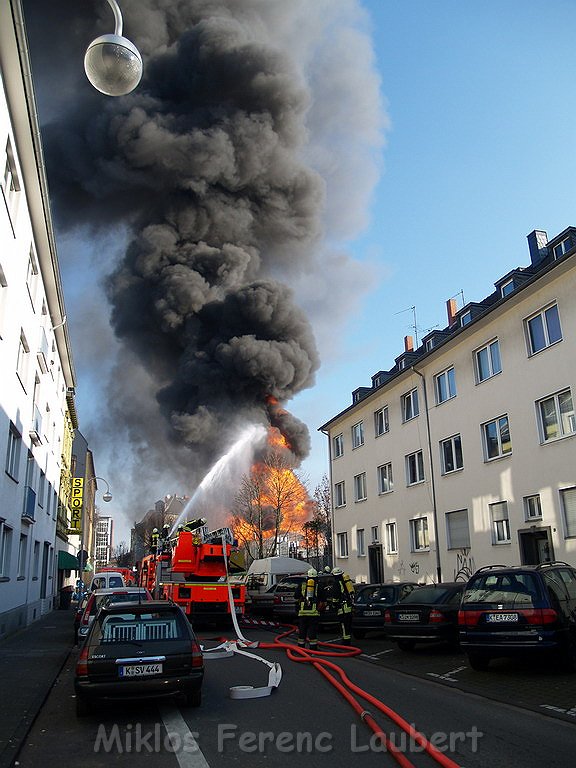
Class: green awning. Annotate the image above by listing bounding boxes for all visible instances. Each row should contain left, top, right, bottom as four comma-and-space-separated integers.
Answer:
58, 550, 79, 570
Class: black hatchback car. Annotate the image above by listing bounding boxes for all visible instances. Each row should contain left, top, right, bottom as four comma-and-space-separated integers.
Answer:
352, 582, 419, 639
74, 600, 204, 716
381, 582, 465, 650
458, 562, 576, 671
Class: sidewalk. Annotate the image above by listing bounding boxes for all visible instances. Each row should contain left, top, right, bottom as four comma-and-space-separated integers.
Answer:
0, 606, 75, 768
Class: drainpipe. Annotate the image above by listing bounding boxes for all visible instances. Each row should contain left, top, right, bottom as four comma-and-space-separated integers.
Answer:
412, 367, 442, 583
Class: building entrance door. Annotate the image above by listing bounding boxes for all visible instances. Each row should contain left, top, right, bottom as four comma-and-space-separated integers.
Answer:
368, 544, 384, 582
518, 527, 554, 565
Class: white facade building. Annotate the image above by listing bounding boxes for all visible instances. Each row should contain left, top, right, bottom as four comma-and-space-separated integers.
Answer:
0, 1, 76, 636
94, 517, 114, 570
321, 228, 576, 586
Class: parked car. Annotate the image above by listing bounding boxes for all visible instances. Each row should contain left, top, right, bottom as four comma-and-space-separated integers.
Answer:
73, 594, 89, 644
89, 571, 126, 591
77, 586, 153, 643
352, 582, 419, 639
458, 562, 576, 671
381, 582, 465, 650
271, 574, 340, 626
74, 600, 204, 716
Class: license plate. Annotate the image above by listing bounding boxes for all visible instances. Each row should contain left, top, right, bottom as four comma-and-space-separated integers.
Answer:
119, 663, 163, 677
398, 613, 420, 622
486, 613, 519, 623
363, 610, 381, 617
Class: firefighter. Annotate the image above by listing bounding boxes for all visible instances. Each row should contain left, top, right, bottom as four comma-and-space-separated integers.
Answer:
294, 568, 324, 650
332, 567, 355, 645
150, 527, 159, 554
182, 517, 207, 532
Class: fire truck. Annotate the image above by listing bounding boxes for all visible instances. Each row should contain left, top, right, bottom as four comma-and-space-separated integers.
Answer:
138, 520, 246, 625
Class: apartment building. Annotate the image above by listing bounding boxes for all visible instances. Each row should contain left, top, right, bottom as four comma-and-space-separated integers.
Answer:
320, 228, 576, 585
94, 517, 114, 571
0, 1, 77, 635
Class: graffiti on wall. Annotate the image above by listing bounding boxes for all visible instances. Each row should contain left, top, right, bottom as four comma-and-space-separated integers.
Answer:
453, 548, 475, 581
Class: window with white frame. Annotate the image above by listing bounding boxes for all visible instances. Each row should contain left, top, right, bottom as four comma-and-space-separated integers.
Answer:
440, 434, 463, 474
385, 522, 398, 554
0, 522, 12, 577
402, 388, 419, 422
377, 462, 393, 494
17, 534, 27, 578
410, 517, 429, 551
561, 487, 576, 538
38, 470, 46, 509
446, 509, 470, 549
537, 389, 575, 442
500, 279, 515, 297
371, 525, 379, 544
333, 433, 344, 458
374, 406, 389, 437
334, 481, 346, 508
5, 423, 21, 480
351, 421, 364, 449
2, 138, 20, 221
26, 247, 39, 307
0, 263, 7, 339
525, 303, 562, 355
354, 472, 367, 502
482, 415, 511, 460
475, 339, 502, 383
16, 331, 30, 389
553, 238, 573, 259
406, 450, 425, 485
523, 495, 542, 521
357, 528, 366, 556
435, 366, 456, 404
460, 310, 472, 327
489, 501, 510, 544
33, 540, 40, 579
337, 532, 349, 558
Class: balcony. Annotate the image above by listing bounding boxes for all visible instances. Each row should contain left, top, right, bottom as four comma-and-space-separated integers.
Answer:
22, 486, 36, 522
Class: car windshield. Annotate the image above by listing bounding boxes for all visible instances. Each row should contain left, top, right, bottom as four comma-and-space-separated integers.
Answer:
356, 586, 397, 604
462, 572, 540, 606
94, 610, 189, 643
101, 592, 151, 607
400, 586, 458, 604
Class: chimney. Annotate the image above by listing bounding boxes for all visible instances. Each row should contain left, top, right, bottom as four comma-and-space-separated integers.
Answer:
527, 230, 548, 265
446, 298, 458, 326
404, 335, 414, 353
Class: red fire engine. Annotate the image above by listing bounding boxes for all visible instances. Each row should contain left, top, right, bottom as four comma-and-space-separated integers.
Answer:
138, 521, 246, 625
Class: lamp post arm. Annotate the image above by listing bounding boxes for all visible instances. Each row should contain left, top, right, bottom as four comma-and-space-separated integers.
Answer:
106, 0, 124, 36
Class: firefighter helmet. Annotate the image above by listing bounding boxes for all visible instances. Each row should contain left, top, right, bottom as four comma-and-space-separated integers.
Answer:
332, 567, 343, 576
307, 568, 318, 577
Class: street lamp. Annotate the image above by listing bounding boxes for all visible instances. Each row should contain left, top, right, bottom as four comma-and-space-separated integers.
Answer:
84, 0, 142, 96
78, 476, 112, 577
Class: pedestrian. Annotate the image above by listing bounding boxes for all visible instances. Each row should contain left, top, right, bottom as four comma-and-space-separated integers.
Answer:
332, 567, 355, 645
294, 568, 324, 650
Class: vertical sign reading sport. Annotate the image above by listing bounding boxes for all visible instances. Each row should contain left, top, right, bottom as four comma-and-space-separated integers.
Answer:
68, 477, 84, 535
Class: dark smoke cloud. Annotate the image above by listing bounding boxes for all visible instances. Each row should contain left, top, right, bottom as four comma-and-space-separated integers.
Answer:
23, 0, 385, 529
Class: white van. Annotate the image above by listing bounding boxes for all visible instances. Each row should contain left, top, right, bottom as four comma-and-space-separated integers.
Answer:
246, 557, 311, 601
89, 571, 125, 591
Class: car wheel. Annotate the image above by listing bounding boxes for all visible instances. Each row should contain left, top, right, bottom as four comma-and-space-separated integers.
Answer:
76, 695, 91, 717
183, 689, 202, 708
468, 653, 490, 671
397, 640, 415, 652
352, 629, 366, 640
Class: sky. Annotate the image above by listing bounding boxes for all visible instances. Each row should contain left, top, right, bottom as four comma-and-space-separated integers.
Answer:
22, 0, 576, 547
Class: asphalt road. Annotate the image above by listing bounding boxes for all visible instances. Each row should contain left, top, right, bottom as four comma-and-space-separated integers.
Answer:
14, 624, 576, 768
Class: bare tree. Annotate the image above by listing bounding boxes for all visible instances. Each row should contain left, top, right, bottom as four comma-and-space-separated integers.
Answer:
112, 541, 133, 568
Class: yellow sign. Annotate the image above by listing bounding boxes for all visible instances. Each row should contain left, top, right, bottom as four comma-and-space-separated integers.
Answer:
69, 478, 84, 534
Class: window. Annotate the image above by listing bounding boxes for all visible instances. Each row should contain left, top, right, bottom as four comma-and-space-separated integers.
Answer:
482, 415, 511, 460
374, 406, 389, 437
489, 501, 510, 544
357, 529, 366, 556
16, 331, 30, 389
17, 534, 27, 578
524, 495, 542, 521
537, 389, 575, 442
553, 238, 572, 259
526, 303, 562, 355
334, 481, 346, 508
377, 462, 393, 494
38, 470, 46, 509
333, 433, 344, 458
5, 423, 22, 480
446, 510, 470, 549
402, 388, 419, 422
406, 450, 424, 485
475, 339, 502, 382
460, 310, 472, 327
0, 522, 12, 577
410, 518, 429, 551
2, 138, 20, 221
385, 522, 397, 554
354, 473, 367, 502
435, 367, 456, 404
351, 421, 364, 449
337, 532, 349, 558
500, 279, 515, 297
26, 247, 39, 307
440, 434, 463, 474
561, 487, 576, 538
371, 525, 379, 544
